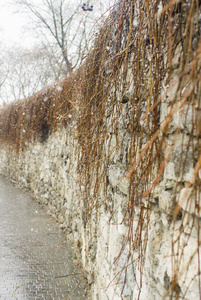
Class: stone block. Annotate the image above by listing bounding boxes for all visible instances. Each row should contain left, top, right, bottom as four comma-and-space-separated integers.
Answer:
172, 104, 194, 133
98, 210, 110, 244
108, 224, 122, 263
159, 190, 173, 214
164, 162, 176, 181
177, 187, 200, 216
108, 165, 129, 195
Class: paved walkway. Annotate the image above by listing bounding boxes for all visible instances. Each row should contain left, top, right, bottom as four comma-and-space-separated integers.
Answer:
0, 177, 88, 300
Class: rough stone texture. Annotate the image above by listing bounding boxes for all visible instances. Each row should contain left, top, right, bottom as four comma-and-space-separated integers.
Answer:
0, 112, 200, 299
0, 7, 201, 298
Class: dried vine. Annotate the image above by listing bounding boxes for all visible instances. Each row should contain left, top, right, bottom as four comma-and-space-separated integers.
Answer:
0, 0, 201, 298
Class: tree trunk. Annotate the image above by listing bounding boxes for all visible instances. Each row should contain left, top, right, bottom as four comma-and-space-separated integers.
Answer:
62, 48, 72, 74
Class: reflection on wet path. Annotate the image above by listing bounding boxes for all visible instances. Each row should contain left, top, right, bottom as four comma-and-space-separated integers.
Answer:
0, 177, 88, 299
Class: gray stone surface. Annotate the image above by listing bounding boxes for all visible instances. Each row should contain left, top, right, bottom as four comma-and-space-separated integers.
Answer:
0, 121, 200, 299
0, 11, 200, 296
0, 177, 88, 300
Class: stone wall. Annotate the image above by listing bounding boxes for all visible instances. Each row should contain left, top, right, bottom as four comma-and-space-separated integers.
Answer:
0, 1, 201, 299
0, 96, 200, 300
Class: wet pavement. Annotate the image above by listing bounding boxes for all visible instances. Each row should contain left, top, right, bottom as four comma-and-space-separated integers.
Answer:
0, 177, 88, 300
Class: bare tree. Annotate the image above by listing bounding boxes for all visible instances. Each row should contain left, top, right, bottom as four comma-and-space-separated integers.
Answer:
0, 48, 10, 89
0, 46, 60, 105
0, 71, 9, 90
0, 1, 115, 106
13, 0, 91, 75
12, 0, 115, 75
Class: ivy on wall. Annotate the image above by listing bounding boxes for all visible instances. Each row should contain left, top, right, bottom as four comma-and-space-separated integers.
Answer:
0, 1, 201, 298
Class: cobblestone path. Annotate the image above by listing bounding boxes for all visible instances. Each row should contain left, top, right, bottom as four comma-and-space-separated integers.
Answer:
0, 177, 88, 300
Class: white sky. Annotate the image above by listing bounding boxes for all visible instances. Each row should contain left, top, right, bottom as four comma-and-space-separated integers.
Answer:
0, 0, 115, 106
0, 1, 35, 48
0, 0, 115, 48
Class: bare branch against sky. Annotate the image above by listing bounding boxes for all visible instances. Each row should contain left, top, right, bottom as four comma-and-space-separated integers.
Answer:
0, 0, 116, 105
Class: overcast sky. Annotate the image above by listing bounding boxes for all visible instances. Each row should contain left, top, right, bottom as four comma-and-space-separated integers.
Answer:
0, 1, 34, 47
0, 0, 115, 106
0, 0, 115, 48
